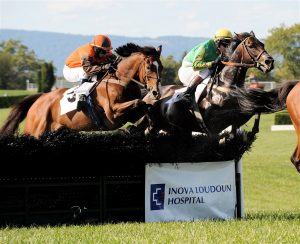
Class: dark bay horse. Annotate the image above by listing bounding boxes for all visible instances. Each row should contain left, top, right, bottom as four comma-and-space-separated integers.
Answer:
0, 43, 163, 138
141, 31, 280, 136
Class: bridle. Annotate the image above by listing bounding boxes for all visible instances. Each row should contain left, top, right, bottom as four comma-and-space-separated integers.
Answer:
139, 57, 161, 90
221, 36, 267, 68
106, 55, 161, 90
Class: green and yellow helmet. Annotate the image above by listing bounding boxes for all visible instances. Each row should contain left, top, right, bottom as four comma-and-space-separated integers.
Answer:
213, 28, 233, 42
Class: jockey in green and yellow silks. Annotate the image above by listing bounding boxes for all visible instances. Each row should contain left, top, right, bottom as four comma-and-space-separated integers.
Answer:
178, 28, 233, 87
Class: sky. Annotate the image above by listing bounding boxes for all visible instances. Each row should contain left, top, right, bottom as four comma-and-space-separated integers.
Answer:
0, 0, 299, 39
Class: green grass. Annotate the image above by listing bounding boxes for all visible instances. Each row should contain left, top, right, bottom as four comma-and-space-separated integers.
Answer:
0, 108, 25, 132
0, 108, 10, 127
0, 111, 300, 243
0, 89, 37, 97
1, 213, 300, 243
242, 114, 300, 211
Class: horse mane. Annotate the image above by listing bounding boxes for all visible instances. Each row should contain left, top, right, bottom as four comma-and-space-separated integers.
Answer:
225, 32, 252, 57
115, 43, 159, 58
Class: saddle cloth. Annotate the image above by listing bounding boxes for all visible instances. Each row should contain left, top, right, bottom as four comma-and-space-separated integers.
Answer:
59, 81, 97, 115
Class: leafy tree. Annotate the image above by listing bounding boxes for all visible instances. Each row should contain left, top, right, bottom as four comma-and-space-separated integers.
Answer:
37, 62, 56, 92
161, 55, 181, 85
245, 68, 274, 82
0, 52, 14, 89
265, 23, 300, 81
0, 39, 47, 89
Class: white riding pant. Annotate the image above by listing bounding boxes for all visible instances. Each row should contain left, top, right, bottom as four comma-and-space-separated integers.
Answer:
177, 62, 213, 103
63, 65, 97, 95
63, 65, 97, 83
178, 62, 212, 86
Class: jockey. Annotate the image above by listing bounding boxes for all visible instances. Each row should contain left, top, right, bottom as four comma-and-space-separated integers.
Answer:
63, 34, 117, 110
178, 28, 233, 92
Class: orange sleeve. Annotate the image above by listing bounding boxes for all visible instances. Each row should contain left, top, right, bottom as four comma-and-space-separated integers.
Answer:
65, 44, 93, 68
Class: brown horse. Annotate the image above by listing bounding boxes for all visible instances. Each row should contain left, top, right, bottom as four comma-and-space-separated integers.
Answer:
139, 31, 276, 136
279, 81, 300, 173
0, 43, 163, 138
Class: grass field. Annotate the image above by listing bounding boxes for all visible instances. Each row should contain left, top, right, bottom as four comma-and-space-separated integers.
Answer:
0, 89, 37, 97
0, 110, 300, 243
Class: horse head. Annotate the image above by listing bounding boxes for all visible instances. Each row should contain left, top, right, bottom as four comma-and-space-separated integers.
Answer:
114, 43, 163, 100
235, 31, 274, 73
221, 31, 274, 86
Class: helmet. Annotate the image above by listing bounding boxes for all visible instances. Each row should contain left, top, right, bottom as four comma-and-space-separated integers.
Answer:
213, 28, 233, 42
91, 34, 113, 50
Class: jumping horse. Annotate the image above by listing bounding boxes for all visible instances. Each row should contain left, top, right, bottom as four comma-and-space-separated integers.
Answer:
0, 43, 163, 138
141, 31, 283, 137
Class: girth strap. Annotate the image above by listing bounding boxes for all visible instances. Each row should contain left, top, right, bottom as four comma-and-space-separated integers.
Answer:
86, 96, 106, 129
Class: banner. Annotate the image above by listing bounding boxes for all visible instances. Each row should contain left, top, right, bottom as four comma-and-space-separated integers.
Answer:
145, 161, 238, 222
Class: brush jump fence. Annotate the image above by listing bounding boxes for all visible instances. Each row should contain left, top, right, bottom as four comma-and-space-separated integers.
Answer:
0, 128, 255, 226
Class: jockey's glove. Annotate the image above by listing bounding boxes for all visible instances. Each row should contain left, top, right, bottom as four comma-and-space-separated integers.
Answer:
107, 62, 118, 74
108, 65, 115, 74
208, 55, 223, 69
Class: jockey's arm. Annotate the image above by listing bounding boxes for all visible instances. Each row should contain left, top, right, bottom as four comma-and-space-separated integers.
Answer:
192, 48, 213, 71
82, 56, 111, 76
192, 46, 220, 71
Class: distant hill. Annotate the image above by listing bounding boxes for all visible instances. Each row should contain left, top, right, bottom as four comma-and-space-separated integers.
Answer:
0, 29, 207, 76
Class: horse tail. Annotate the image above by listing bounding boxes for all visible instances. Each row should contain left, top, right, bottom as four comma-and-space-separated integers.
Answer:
226, 87, 287, 115
0, 93, 43, 136
277, 80, 299, 106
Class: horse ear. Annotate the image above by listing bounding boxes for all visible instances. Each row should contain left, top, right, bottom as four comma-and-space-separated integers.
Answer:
234, 32, 243, 41
156, 45, 162, 56
250, 31, 255, 37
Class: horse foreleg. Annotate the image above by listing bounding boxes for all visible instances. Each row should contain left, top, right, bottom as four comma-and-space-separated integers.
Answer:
247, 113, 261, 140
291, 147, 300, 173
290, 130, 300, 173
252, 113, 261, 134
111, 99, 145, 119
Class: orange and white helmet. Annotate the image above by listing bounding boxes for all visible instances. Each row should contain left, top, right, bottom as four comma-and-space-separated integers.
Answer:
90, 34, 113, 50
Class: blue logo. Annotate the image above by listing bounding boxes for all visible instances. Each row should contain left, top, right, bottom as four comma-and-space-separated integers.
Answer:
150, 184, 165, 210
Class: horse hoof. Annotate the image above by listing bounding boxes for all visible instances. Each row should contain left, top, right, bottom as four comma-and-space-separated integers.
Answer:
219, 137, 226, 145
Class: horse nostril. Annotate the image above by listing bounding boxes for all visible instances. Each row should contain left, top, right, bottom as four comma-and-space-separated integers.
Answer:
152, 90, 158, 97
265, 59, 272, 65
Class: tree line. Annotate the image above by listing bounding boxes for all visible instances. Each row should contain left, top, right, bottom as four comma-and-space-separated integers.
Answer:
0, 40, 55, 92
0, 23, 299, 91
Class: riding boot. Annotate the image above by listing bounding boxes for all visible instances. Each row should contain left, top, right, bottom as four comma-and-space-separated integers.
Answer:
180, 76, 204, 106
77, 79, 90, 111
187, 75, 203, 93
